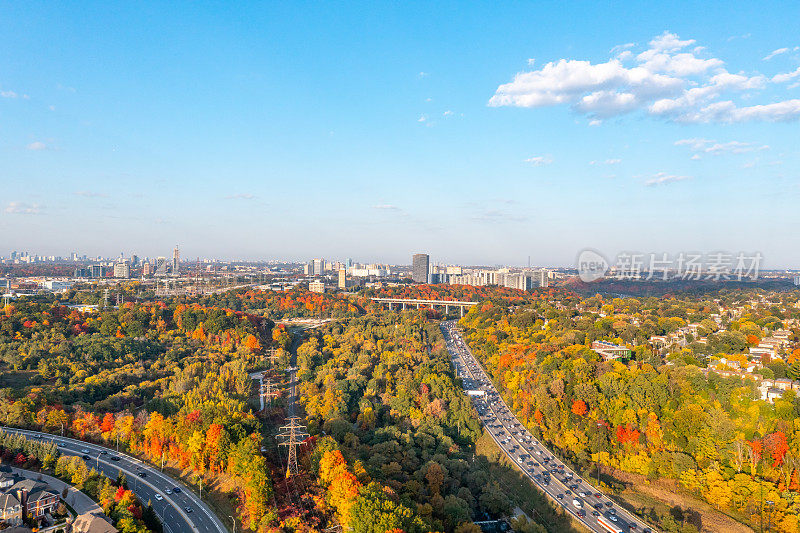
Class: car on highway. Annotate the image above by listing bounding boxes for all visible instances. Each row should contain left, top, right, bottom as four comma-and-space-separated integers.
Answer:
173, 487, 181, 493
137, 472, 147, 478
165, 489, 172, 495
111, 456, 121, 461
81, 449, 90, 454
154, 494, 163, 501
184, 507, 193, 513
82, 454, 90, 460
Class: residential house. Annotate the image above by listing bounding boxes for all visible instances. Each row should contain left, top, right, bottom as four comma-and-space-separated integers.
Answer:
71, 512, 118, 533
0, 493, 22, 525
10, 480, 59, 518
590, 341, 631, 361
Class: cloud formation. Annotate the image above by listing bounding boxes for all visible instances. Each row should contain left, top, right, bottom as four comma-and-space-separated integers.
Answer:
524, 156, 553, 166
763, 46, 798, 61
26, 141, 47, 151
490, 32, 800, 123
645, 172, 691, 186
675, 138, 769, 156
4, 202, 41, 214
224, 193, 255, 200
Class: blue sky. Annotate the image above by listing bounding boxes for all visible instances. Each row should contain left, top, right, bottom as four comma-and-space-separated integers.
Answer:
1, 1, 799, 267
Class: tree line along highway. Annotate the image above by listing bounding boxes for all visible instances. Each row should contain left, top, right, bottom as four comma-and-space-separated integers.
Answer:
442, 321, 658, 533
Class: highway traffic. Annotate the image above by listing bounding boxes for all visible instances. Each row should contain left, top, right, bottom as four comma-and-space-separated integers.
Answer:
1, 427, 227, 533
442, 321, 657, 533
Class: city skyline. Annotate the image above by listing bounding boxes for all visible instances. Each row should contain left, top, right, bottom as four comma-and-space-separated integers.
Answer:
1, 2, 799, 266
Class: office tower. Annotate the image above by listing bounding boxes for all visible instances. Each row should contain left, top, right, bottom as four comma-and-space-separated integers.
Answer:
172, 246, 180, 274
131, 254, 139, 267
142, 262, 153, 276
412, 253, 430, 284
313, 258, 324, 275
338, 268, 346, 289
155, 257, 168, 277
304, 262, 313, 276
91, 264, 106, 278
114, 262, 130, 278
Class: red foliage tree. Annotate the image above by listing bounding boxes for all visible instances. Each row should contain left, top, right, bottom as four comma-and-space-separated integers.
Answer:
571, 399, 588, 416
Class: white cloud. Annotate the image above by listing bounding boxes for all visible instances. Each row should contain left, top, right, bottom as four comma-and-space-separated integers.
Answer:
764, 48, 789, 61
605, 158, 621, 165
678, 99, 800, 123
418, 71, 429, 79
443, 110, 453, 116
373, 204, 400, 210
675, 138, 769, 154
489, 31, 800, 123
588, 119, 602, 126
26, 141, 47, 151
74, 191, 108, 198
772, 66, 800, 84
4, 202, 41, 214
524, 156, 553, 166
417, 114, 427, 122
645, 172, 691, 186
224, 193, 255, 200
763, 46, 798, 61
1, 90, 17, 98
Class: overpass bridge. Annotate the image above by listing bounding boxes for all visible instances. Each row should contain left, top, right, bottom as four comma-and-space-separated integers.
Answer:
371, 297, 478, 317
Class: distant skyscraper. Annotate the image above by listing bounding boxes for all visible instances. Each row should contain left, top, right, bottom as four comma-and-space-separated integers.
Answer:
338, 268, 346, 289
412, 253, 430, 284
304, 262, 313, 276
313, 258, 324, 275
91, 264, 106, 278
155, 257, 168, 277
172, 246, 180, 274
142, 262, 153, 276
131, 254, 139, 267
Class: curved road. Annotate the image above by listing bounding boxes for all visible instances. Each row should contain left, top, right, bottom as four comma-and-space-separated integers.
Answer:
442, 322, 658, 533
1, 427, 227, 533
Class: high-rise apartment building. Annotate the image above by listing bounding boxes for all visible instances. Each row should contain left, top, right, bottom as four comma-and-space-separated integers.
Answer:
113, 262, 130, 278
91, 264, 107, 278
338, 269, 347, 289
412, 253, 429, 284
313, 258, 324, 275
172, 246, 180, 274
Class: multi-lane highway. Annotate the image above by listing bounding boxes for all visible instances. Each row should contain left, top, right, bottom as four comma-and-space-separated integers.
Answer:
1, 427, 227, 533
442, 321, 657, 533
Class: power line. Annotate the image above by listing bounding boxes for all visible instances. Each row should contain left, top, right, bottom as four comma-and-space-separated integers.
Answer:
277, 417, 309, 478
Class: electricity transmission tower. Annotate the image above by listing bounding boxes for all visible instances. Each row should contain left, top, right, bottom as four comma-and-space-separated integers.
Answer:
260, 377, 278, 409
265, 348, 280, 368
277, 417, 309, 477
